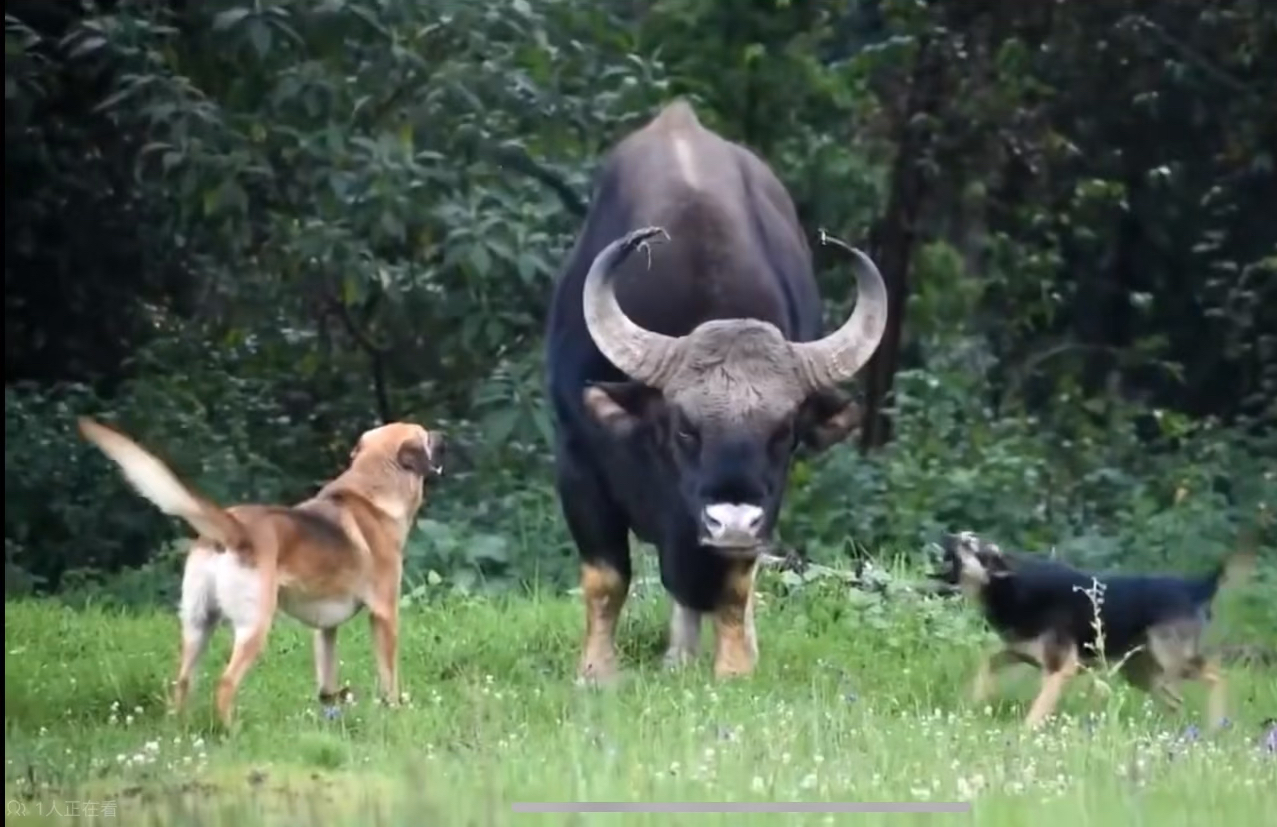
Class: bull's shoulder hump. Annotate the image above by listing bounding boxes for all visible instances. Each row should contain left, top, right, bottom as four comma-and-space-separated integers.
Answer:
648, 98, 704, 132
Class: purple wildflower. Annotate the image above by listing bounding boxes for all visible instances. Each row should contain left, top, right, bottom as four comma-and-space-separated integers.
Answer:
1180, 724, 1201, 742
1264, 725, 1276, 754
323, 705, 342, 720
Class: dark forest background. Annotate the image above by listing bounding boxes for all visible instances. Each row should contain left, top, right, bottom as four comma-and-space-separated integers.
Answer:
6, 0, 1275, 608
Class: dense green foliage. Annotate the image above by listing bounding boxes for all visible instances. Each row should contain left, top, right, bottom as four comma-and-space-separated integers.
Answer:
6, 0, 1276, 601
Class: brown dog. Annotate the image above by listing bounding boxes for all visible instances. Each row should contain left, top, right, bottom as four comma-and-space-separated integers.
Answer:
77, 417, 444, 726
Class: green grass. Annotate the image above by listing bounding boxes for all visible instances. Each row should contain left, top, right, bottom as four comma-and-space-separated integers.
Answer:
5, 562, 1276, 826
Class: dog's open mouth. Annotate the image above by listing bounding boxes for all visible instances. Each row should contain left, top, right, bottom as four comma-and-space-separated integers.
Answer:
925, 540, 957, 583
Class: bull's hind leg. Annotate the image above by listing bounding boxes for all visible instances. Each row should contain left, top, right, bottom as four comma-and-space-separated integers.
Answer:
555, 453, 632, 686
711, 558, 760, 679
664, 602, 703, 668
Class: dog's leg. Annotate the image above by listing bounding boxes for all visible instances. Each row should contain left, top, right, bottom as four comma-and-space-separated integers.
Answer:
972, 649, 1020, 704
213, 555, 278, 727
368, 603, 400, 705
216, 617, 274, 727
1024, 645, 1079, 729
365, 557, 403, 706
314, 627, 347, 704
1196, 658, 1227, 728
711, 559, 760, 679
175, 620, 215, 714
1147, 623, 1221, 723
663, 602, 702, 669
174, 548, 219, 714
1157, 681, 1187, 711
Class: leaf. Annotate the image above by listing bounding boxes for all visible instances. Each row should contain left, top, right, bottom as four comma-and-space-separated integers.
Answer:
467, 244, 492, 276
415, 518, 454, 545
67, 35, 107, 60
481, 406, 520, 444
212, 7, 252, 31
466, 534, 510, 565
379, 211, 405, 242
247, 18, 272, 59
781, 570, 805, 588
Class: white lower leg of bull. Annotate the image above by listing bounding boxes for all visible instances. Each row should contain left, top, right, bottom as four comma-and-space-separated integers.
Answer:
663, 602, 702, 668
712, 560, 759, 678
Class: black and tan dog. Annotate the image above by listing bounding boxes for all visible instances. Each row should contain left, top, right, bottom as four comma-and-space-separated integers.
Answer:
79, 417, 444, 726
932, 530, 1254, 729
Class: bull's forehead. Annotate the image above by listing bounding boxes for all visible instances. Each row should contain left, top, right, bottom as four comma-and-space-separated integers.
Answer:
665, 321, 805, 421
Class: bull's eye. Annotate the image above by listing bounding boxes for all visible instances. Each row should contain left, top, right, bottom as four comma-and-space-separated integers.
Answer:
677, 428, 698, 447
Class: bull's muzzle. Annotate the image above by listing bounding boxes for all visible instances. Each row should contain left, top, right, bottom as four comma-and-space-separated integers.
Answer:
701, 503, 765, 550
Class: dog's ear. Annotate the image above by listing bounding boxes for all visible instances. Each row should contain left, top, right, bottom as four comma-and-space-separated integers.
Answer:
983, 548, 1012, 577
395, 436, 433, 476
425, 431, 445, 477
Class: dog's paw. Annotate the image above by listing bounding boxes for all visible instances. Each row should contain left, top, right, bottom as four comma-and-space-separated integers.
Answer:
575, 669, 624, 691
318, 685, 355, 706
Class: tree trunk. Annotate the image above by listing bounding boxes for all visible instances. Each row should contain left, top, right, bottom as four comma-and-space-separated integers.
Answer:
859, 37, 941, 452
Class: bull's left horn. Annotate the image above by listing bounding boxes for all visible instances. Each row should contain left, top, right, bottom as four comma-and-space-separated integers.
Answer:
581, 226, 682, 387
791, 232, 889, 389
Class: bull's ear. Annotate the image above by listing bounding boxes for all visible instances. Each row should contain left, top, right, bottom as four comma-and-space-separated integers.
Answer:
583, 381, 664, 436
797, 388, 862, 453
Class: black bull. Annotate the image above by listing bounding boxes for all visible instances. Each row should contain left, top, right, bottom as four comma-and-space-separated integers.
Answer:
544, 101, 888, 683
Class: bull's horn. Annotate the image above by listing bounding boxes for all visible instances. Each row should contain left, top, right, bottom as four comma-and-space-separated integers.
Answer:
581, 226, 682, 387
791, 232, 889, 389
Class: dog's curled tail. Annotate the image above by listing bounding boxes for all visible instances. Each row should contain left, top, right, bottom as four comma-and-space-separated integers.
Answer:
77, 417, 248, 550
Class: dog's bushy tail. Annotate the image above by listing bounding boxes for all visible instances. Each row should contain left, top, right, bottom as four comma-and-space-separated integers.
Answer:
78, 418, 248, 550
1190, 534, 1259, 606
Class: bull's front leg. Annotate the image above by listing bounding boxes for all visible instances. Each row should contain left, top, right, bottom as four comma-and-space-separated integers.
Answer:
578, 561, 630, 685
555, 453, 632, 686
711, 558, 760, 678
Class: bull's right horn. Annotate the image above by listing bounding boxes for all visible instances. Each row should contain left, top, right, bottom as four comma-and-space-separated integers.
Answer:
581, 226, 682, 387
791, 232, 889, 389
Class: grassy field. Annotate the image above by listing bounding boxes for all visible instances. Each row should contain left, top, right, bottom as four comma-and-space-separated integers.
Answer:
5, 559, 1276, 826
